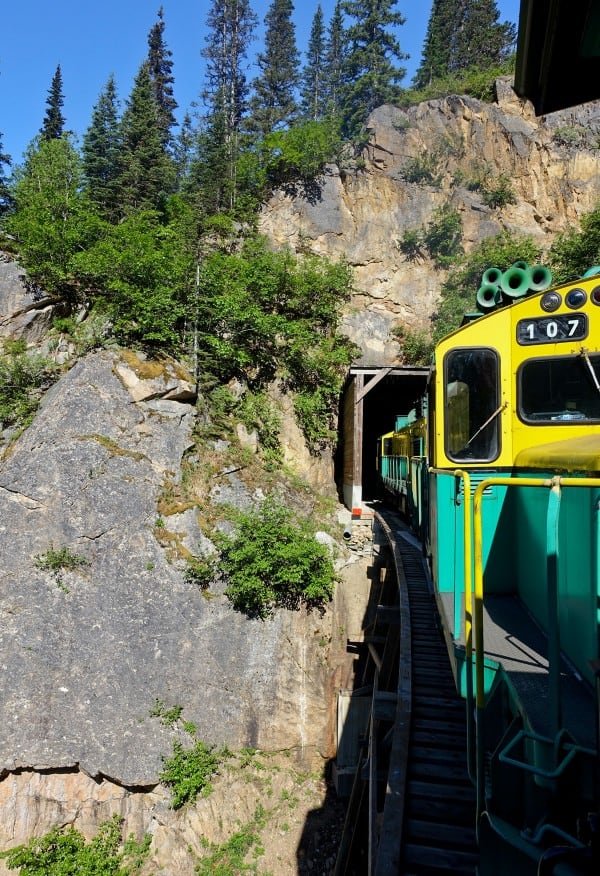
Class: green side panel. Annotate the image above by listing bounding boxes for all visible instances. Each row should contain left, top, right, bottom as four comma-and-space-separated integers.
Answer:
514, 476, 599, 684
431, 471, 511, 639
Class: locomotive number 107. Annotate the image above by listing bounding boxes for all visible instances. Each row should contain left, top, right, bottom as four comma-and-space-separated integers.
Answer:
516, 313, 588, 345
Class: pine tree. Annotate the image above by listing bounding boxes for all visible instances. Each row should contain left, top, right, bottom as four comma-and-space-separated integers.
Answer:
300, 5, 326, 121
249, 0, 300, 136
452, 0, 516, 73
0, 131, 12, 217
40, 64, 66, 140
414, 0, 516, 87
201, 0, 257, 209
341, 0, 407, 137
147, 6, 178, 149
173, 111, 195, 190
413, 0, 455, 88
202, 0, 256, 137
323, 1, 347, 119
116, 61, 175, 214
82, 75, 122, 221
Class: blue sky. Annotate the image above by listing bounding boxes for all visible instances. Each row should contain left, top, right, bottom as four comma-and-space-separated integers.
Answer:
1, 1, 521, 165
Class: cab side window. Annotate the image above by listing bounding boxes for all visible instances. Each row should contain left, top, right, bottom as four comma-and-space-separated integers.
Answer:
444, 348, 500, 462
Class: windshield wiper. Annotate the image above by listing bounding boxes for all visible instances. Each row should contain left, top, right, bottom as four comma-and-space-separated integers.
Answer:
466, 401, 507, 448
579, 348, 600, 397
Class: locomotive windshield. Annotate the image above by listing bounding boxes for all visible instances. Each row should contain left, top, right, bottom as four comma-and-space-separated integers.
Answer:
519, 353, 600, 423
444, 348, 500, 462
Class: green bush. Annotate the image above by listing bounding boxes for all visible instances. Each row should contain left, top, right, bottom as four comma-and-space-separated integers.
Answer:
549, 202, 600, 284
34, 544, 89, 574
0, 345, 58, 429
160, 739, 228, 809
183, 553, 218, 590
432, 230, 540, 340
0, 814, 150, 875
394, 325, 434, 365
481, 174, 516, 209
422, 205, 463, 267
398, 228, 423, 260
215, 499, 336, 619
400, 154, 442, 186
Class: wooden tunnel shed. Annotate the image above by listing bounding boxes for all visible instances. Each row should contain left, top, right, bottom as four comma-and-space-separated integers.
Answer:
340, 365, 429, 512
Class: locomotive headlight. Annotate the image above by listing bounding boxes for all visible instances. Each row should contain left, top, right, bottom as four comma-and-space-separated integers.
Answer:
540, 291, 561, 312
591, 285, 600, 306
565, 288, 587, 309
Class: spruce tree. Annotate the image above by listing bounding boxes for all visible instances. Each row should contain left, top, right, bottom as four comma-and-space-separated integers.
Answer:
413, 0, 455, 88
249, 0, 300, 136
201, 0, 257, 209
341, 0, 407, 137
0, 132, 11, 217
323, 1, 347, 119
300, 5, 326, 121
173, 111, 195, 190
40, 64, 66, 140
82, 75, 122, 221
116, 61, 175, 214
147, 6, 178, 149
414, 0, 516, 87
452, 0, 516, 73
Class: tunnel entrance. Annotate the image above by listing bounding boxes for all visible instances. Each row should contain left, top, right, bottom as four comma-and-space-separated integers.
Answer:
338, 365, 429, 510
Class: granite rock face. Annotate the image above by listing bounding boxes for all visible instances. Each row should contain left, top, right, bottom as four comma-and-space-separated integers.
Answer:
259, 81, 600, 361
0, 351, 334, 790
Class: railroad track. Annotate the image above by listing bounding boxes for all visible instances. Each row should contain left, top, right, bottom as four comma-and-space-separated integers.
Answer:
334, 508, 479, 875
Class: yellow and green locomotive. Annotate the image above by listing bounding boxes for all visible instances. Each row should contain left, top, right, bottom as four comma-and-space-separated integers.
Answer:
379, 263, 600, 874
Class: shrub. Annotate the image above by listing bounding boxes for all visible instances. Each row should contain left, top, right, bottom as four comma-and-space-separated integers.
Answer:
400, 154, 442, 186
481, 174, 516, 209
394, 326, 434, 365
215, 498, 336, 619
432, 230, 540, 340
422, 205, 463, 267
398, 228, 423, 260
160, 739, 228, 809
0, 814, 150, 875
183, 553, 218, 590
34, 544, 89, 574
0, 345, 58, 429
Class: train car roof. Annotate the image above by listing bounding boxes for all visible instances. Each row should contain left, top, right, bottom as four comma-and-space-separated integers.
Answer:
514, 0, 600, 114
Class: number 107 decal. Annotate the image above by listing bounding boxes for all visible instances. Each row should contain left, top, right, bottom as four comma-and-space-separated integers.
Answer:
517, 313, 588, 345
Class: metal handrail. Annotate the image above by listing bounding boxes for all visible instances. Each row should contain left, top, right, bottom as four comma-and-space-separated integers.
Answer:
472, 474, 600, 818
428, 467, 475, 783
428, 470, 600, 819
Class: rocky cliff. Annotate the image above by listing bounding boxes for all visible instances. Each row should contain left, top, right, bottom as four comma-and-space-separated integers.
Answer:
260, 79, 600, 363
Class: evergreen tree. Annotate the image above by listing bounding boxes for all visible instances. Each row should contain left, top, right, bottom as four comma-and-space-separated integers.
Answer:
323, 1, 347, 119
300, 5, 326, 121
413, 0, 455, 88
201, 0, 257, 210
452, 0, 516, 73
0, 132, 12, 217
341, 0, 407, 137
414, 0, 516, 87
249, 0, 300, 136
82, 75, 122, 221
117, 61, 175, 214
173, 111, 196, 189
147, 6, 178, 149
40, 64, 66, 140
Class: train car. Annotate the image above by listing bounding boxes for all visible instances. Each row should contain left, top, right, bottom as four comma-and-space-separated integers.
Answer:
379, 263, 600, 874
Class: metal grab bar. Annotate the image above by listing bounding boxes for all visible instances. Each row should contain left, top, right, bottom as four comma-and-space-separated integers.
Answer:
428, 467, 475, 784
